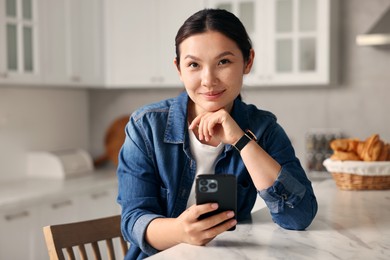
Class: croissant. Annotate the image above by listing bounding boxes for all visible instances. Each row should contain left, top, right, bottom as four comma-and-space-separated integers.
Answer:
358, 134, 384, 161
330, 134, 389, 162
378, 142, 388, 161
330, 138, 359, 152
330, 151, 360, 161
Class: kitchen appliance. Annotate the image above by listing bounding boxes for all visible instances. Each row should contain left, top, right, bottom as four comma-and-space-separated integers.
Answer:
356, 5, 390, 46
305, 129, 343, 176
27, 149, 93, 179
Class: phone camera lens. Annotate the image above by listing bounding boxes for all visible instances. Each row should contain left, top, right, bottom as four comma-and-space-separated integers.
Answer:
200, 186, 208, 192
209, 183, 217, 189
200, 179, 208, 186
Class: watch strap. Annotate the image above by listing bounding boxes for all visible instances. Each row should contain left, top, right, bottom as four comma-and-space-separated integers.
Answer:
233, 130, 256, 152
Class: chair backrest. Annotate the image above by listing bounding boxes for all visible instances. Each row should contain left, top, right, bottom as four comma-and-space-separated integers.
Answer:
43, 215, 128, 260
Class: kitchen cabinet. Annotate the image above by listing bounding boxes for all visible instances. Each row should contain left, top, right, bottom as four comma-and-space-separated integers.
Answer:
33, 188, 120, 260
77, 187, 120, 221
41, 0, 101, 86
28, 0, 204, 88
96, 0, 204, 88
1, 0, 204, 88
34, 196, 80, 260
0, 206, 38, 259
0, 174, 119, 260
0, 0, 100, 87
0, 0, 44, 85
205, 0, 338, 87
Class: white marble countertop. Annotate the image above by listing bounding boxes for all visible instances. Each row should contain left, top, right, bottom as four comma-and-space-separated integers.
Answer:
147, 179, 390, 259
0, 168, 117, 211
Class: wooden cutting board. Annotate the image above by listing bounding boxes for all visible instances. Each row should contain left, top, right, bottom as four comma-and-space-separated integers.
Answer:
94, 115, 129, 166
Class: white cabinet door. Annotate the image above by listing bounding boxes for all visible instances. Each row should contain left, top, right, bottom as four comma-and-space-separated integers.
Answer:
0, 207, 37, 260
205, 0, 337, 87
35, 196, 80, 260
41, 0, 102, 87
68, 0, 102, 86
78, 187, 120, 221
100, 0, 204, 88
265, 0, 336, 86
0, 0, 43, 85
40, 0, 68, 85
39, 196, 79, 225
101, 0, 158, 87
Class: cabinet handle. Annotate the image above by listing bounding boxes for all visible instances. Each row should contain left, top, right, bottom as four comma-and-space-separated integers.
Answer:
91, 191, 109, 200
51, 200, 72, 209
4, 211, 29, 221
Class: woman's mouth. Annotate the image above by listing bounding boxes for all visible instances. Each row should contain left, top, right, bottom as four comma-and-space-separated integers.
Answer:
202, 90, 225, 100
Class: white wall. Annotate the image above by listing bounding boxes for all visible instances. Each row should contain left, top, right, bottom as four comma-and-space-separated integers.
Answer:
0, 87, 89, 181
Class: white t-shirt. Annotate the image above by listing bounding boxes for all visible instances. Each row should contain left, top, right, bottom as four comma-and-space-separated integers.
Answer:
186, 129, 224, 208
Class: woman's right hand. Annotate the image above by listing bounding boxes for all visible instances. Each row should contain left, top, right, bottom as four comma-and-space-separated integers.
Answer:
175, 203, 237, 246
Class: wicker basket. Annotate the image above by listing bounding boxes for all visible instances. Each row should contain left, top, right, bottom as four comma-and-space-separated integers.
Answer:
323, 159, 390, 190
331, 172, 390, 190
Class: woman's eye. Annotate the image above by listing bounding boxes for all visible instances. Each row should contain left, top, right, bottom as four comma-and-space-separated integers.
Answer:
218, 59, 231, 65
188, 62, 199, 68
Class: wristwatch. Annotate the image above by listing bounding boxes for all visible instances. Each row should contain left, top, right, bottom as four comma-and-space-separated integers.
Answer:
233, 129, 257, 152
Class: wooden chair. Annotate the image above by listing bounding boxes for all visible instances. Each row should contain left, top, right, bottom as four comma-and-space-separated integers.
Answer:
43, 215, 129, 260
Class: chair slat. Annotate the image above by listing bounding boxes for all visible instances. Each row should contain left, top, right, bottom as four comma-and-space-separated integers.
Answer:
78, 244, 88, 260
106, 239, 116, 260
120, 236, 129, 256
91, 242, 102, 260
65, 247, 76, 260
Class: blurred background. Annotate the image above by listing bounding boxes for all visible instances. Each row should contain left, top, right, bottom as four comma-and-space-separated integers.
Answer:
1, 0, 390, 258
1, 0, 389, 181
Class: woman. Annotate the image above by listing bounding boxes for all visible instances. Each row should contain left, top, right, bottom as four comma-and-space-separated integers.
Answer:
117, 9, 317, 259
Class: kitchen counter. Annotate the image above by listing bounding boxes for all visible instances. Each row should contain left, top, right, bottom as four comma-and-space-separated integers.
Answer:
147, 179, 390, 259
0, 168, 117, 211
0, 168, 119, 260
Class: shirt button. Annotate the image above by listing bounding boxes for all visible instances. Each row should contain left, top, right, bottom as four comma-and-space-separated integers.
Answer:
281, 194, 288, 200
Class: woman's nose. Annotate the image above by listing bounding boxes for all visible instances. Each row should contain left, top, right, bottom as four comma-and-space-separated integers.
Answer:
201, 67, 218, 87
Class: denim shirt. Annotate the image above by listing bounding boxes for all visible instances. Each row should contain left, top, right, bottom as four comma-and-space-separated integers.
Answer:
117, 92, 318, 259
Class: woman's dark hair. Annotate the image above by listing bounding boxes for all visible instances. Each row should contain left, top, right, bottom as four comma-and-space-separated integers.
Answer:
175, 9, 252, 67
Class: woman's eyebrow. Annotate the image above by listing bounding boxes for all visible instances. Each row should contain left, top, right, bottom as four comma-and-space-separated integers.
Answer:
184, 51, 235, 61
184, 54, 200, 60
216, 51, 235, 59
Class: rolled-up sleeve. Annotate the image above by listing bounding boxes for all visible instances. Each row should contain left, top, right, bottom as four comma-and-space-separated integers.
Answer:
259, 167, 317, 230
131, 214, 162, 255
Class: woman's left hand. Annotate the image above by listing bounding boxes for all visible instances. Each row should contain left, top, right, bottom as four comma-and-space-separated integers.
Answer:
189, 108, 243, 145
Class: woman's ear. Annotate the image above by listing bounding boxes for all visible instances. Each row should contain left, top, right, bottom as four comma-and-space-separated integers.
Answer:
174, 58, 180, 72
174, 58, 183, 80
244, 49, 255, 74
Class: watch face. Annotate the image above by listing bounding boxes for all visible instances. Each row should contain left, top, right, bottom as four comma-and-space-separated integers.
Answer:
234, 133, 251, 151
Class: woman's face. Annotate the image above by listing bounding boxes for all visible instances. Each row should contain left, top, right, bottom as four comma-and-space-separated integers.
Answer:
175, 31, 254, 116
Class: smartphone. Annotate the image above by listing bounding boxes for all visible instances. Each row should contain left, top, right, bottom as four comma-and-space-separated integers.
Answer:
195, 174, 237, 231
